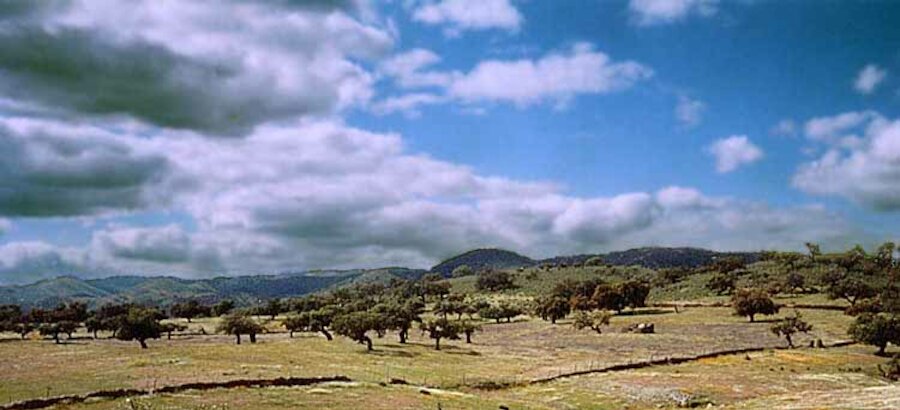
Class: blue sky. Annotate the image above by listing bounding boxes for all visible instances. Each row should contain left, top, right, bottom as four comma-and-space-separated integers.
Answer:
0, 0, 898, 284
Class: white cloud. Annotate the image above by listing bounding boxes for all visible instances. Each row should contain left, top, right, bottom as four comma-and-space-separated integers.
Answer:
0, 0, 393, 135
629, 0, 718, 26
0, 116, 868, 283
707, 135, 764, 173
371, 93, 447, 117
448, 43, 653, 106
379, 49, 454, 88
803, 111, 880, 146
0, 219, 9, 235
794, 113, 900, 210
0, 117, 171, 217
412, 0, 523, 34
854, 64, 887, 95
675, 96, 705, 127
376, 43, 652, 113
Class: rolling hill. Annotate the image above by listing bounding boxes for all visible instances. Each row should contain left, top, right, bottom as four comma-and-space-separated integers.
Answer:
0, 267, 425, 309
0, 247, 763, 308
429, 248, 536, 277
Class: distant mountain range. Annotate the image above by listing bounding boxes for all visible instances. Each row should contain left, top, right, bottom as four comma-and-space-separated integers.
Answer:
0, 267, 425, 309
428, 247, 761, 276
0, 247, 761, 308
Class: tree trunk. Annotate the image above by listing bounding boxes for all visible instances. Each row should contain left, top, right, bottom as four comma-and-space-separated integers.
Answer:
321, 329, 333, 341
434, 337, 441, 350
786, 335, 793, 348
289, 330, 294, 338
551, 318, 556, 324
139, 339, 148, 349
187, 317, 192, 323
465, 332, 472, 343
878, 344, 887, 356
54, 334, 59, 344
236, 334, 241, 345
92, 330, 98, 339
249, 333, 257, 344
399, 329, 407, 344
364, 336, 373, 351
749, 314, 755, 323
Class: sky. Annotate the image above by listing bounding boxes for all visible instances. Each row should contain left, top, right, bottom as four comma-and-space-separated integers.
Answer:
0, 0, 899, 284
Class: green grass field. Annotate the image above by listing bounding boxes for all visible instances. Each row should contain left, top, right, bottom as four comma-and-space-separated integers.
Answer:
1, 303, 888, 409
1, 265, 896, 409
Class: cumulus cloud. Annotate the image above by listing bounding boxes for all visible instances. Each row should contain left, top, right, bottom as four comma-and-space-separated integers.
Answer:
707, 135, 764, 173
629, 0, 718, 26
675, 96, 705, 127
371, 93, 447, 117
374, 43, 652, 114
854, 64, 887, 95
448, 43, 652, 106
0, 1, 879, 284
91, 224, 191, 264
0, 117, 170, 217
379, 49, 453, 88
0, 0, 393, 135
794, 113, 900, 210
0, 241, 90, 285
412, 0, 523, 34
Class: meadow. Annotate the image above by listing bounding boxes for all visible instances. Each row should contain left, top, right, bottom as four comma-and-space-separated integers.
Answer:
1, 262, 897, 409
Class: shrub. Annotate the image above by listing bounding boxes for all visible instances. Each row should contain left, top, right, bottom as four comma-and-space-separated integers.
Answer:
217, 313, 264, 345
572, 310, 612, 334
533, 296, 570, 324
732, 288, 779, 322
770, 311, 812, 348
116, 308, 164, 349
475, 270, 515, 292
849, 313, 900, 356
420, 318, 461, 350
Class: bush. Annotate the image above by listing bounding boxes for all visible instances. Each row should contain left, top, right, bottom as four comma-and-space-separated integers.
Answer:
116, 308, 164, 348
451, 265, 474, 278
707, 273, 736, 295
732, 288, 779, 322
217, 313, 264, 345
475, 270, 515, 292
572, 310, 612, 334
849, 313, 900, 356
770, 311, 812, 348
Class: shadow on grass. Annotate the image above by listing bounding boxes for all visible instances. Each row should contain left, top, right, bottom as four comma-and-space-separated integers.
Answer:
444, 347, 481, 356
615, 308, 675, 317
364, 349, 420, 358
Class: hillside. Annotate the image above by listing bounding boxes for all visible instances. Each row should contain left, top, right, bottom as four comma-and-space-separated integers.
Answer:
429, 248, 536, 276
0, 268, 422, 309
0, 247, 764, 308
598, 247, 761, 269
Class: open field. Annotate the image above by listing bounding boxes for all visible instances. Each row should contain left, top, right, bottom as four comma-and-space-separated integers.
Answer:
2, 303, 890, 409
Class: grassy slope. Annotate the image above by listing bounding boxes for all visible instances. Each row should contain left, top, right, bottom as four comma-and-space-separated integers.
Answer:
1, 263, 891, 409
0, 305, 862, 408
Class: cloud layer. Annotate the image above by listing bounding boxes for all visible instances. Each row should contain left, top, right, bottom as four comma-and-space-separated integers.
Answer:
0, 0, 392, 135
0, 115, 867, 284
794, 112, 900, 210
